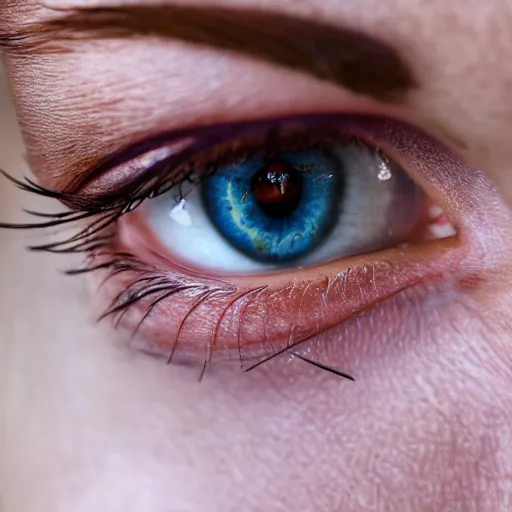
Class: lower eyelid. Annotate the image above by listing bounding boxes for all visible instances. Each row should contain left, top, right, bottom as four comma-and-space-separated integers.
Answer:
91, 232, 463, 367
99, 177, 466, 365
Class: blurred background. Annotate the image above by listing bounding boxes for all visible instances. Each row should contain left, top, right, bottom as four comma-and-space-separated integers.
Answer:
0, 63, 88, 512
0, 61, 23, 512
0, 64, 26, 227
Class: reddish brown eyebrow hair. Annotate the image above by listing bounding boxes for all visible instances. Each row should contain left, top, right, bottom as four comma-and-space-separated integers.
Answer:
0, 4, 416, 103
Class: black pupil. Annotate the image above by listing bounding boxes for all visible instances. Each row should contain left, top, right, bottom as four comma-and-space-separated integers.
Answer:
251, 160, 303, 218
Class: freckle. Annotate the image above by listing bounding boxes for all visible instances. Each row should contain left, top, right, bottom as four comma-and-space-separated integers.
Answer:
457, 274, 486, 292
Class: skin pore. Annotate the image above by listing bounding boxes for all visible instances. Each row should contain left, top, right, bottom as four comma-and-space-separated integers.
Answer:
1, 1, 512, 511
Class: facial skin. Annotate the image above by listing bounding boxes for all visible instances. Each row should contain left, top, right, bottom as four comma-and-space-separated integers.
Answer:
1, 1, 512, 511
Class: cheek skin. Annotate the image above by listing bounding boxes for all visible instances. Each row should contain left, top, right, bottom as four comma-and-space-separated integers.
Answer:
278, 286, 512, 511
9, 267, 511, 512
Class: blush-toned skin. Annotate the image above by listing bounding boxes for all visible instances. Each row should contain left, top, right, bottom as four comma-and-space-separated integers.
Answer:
1, 1, 512, 511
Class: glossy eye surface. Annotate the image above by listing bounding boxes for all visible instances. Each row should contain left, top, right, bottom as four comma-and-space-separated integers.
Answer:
146, 138, 426, 273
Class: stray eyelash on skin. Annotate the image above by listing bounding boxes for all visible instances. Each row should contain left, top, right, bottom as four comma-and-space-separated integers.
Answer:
0, 115, 367, 380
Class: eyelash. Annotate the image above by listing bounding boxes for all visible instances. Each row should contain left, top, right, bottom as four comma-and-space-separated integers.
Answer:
0, 113, 462, 379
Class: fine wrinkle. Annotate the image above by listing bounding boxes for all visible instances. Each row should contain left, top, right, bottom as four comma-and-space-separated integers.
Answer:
0, 4, 417, 103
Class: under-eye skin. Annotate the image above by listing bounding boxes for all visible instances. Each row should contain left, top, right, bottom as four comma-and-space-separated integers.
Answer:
1, 113, 490, 372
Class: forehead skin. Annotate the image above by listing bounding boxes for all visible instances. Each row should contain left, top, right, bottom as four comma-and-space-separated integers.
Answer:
2, 1, 512, 512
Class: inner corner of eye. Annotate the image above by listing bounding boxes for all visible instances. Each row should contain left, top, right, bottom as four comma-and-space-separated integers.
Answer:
122, 134, 456, 276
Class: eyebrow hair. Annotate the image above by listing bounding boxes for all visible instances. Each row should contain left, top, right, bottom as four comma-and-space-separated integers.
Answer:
0, 4, 417, 103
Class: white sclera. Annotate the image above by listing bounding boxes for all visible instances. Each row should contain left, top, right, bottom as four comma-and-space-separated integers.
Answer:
145, 145, 422, 273
147, 183, 266, 272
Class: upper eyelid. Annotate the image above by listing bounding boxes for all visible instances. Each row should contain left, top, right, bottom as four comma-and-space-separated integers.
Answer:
0, 112, 482, 242
49, 112, 470, 238
70, 113, 356, 194
69, 113, 427, 205
107, 112, 491, 233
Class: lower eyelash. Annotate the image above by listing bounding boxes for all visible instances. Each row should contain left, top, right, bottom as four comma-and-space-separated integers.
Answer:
85, 249, 269, 367
80, 248, 239, 350
78, 236, 449, 377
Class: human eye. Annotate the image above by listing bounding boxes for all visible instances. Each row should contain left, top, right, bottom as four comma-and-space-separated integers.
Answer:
146, 117, 429, 273
3, 110, 478, 375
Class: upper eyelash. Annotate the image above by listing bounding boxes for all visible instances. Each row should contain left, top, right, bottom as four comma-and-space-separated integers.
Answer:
0, 113, 372, 253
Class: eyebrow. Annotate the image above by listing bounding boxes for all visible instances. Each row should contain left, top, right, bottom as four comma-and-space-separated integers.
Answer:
1, 4, 416, 103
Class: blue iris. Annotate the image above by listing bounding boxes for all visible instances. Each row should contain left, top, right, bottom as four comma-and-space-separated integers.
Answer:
202, 149, 343, 263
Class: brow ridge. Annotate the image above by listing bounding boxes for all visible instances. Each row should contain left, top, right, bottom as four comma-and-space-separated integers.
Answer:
0, 4, 417, 103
